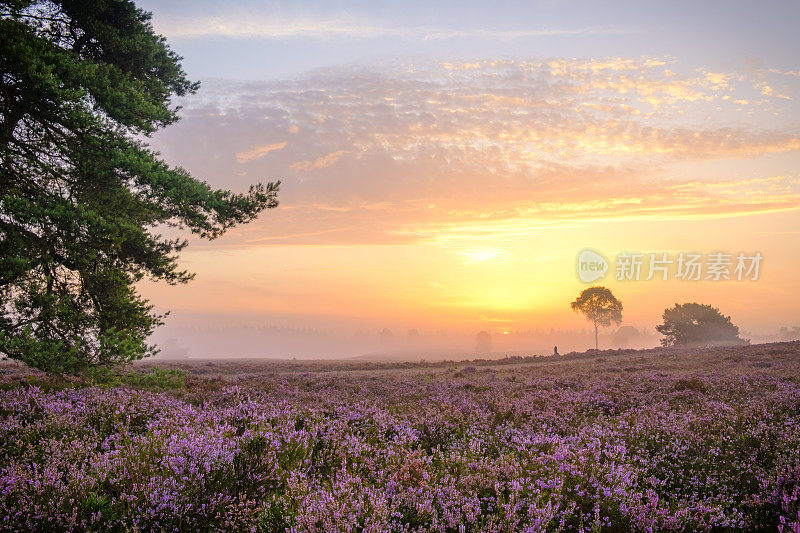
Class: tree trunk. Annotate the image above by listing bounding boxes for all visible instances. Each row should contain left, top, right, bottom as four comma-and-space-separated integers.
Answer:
594, 319, 598, 350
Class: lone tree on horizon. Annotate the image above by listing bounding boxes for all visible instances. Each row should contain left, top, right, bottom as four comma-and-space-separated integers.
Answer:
571, 286, 623, 350
656, 303, 748, 347
0, 1, 279, 373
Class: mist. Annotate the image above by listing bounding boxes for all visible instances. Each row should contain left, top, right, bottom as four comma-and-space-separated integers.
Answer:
150, 323, 660, 361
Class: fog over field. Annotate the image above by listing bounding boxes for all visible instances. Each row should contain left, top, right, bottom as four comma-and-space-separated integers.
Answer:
131, 0, 800, 357
2, 0, 800, 530
150, 325, 657, 360
149, 321, 795, 361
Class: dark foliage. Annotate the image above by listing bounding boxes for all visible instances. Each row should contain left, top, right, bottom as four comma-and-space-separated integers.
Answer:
0, 1, 279, 372
656, 303, 747, 347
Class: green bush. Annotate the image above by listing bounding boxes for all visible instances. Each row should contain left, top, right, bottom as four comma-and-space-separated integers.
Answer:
82, 366, 186, 390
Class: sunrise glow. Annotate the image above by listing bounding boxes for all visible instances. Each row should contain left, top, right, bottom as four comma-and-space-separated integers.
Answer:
127, 0, 800, 357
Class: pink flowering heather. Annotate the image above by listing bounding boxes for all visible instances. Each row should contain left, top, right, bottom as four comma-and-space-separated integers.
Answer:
1, 342, 799, 531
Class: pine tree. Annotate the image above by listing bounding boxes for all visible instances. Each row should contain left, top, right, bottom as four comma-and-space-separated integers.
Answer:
0, 1, 279, 372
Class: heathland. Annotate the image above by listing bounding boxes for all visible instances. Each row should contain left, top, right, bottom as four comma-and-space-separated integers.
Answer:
1, 342, 799, 531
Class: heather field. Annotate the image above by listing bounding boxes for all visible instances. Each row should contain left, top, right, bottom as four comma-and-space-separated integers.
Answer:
1, 343, 800, 532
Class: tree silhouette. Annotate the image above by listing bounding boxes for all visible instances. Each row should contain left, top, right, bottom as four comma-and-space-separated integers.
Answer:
612, 325, 641, 348
0, 1, 278, 373
475, 331, 491, 354
570, 286, 623, 350
379, 328, 394, 345
656, 303, 747, 347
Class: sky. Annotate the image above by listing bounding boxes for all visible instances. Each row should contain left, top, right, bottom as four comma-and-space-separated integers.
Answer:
135, 0, 800, 358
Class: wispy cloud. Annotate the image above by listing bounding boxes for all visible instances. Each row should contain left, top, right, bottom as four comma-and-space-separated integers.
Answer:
290, 150, 350, 171
235, 142, 287, 163
154, 15, 634, 41
154, 57, 800, 246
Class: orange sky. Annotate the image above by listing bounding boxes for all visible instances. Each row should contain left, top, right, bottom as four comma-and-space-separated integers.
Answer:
137, 56, 800, 356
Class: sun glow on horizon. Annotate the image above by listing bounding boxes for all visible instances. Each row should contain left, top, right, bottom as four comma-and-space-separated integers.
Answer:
139, 54, 800, 351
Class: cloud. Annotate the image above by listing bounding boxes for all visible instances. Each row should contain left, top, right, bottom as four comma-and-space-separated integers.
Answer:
153, 15, 633, 41
290, 150, 350, 171
394, 174, 800, 244
235, 142, 287, 163
151, 57, 800, 246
